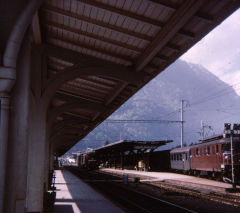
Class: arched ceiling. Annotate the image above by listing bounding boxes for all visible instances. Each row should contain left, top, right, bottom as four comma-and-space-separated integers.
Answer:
33, 0, 240, 155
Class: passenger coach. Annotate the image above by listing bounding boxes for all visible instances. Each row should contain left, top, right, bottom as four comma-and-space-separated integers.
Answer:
170, 147, 191, 173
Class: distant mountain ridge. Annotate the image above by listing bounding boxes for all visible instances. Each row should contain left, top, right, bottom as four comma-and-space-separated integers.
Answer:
69, 59, 240, 153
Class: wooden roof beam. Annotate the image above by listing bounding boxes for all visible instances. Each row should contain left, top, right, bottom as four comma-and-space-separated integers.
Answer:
64, 111, 92, 121
44, 44, 140, 80
150, 0, 214, 23
43, 5, 195, 43
45, 21, 181, 53
60, 113, 93, 122
43, 45, 149, 103
78, 0, 165, 27
42, 5, 153, 41
54, 91, 102, 104
51, 120, 94, 136
166, 43, 181, 51
60, 87, 105, 103
32, 11, 42, 44
48, 101, 108, 124
50, 127, 83, 141
178, 29, 195, 39
135, 0, 204, 72
44, 21, 143, 52
62, 81, 110, 96
105, 82, 128, 106
46, 32, 135, 63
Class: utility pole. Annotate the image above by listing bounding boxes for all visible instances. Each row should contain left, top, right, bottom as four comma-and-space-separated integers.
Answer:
230, 133, 235, 188
180, 100, 184, 148
200, 121, 213, 140
201, 120, 204, 140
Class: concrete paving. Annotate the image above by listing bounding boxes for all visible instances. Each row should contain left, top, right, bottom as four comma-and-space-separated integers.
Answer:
54, 170, 124, 213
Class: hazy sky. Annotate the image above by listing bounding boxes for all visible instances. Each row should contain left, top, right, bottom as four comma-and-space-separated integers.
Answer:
181, 9, 240, 94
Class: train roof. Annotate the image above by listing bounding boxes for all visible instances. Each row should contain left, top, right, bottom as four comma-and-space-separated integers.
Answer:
170, 146, 191, 153
199, 134, 223, 143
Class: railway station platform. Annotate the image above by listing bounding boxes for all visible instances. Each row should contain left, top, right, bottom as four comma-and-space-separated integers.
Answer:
100, 168, 240, 195
54, 169, 123, 213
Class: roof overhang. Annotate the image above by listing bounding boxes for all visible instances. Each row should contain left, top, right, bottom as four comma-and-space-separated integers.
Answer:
34, 0, 240, 155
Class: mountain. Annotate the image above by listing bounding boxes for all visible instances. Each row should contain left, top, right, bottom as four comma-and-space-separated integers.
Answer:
69, 59, 240, 153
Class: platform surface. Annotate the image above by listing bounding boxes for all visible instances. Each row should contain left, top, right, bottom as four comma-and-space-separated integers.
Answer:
100, 168, 240, 194
54, 170, 124, 213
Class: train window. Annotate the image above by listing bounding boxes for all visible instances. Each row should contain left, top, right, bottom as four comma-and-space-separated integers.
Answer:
235, 142, 240, 152
180, 154, 182, 161
222, 143, 230, 152
212, 145, 215, 154
207, 146, 210, 155
186, 153, 188, 160
216, 144, 219, 153
196, 148, 199, 156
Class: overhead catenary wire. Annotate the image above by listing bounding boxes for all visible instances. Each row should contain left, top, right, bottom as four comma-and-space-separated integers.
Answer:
104, 119, 182, 123
190, 81, 240, 107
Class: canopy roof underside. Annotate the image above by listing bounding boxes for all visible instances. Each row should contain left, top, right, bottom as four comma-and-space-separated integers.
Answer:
35, 0, 240, 155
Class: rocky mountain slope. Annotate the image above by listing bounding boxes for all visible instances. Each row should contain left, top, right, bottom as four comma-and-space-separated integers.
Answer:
69, 60, 240, 153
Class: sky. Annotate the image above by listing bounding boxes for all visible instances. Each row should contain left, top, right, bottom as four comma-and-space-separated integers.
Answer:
181, 9, 240, 94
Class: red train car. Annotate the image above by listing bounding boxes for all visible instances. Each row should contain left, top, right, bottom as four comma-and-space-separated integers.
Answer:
190, 135, 240, 181
170, 124, 240, 184
77, 150, 98, 170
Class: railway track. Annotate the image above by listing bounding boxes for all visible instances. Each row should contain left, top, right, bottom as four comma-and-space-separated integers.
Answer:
97, 169, 240, 208
66, 167, 240, 212
90, 180, 196, 213
67, 167, 196, 212
149, 181, 240, 207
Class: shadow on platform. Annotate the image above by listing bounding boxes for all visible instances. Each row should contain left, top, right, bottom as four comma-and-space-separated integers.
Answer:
54, 204, 74, 213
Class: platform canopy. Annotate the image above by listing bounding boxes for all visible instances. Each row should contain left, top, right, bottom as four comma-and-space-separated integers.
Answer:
95, 140, 172, 153
36, 0, 240, 155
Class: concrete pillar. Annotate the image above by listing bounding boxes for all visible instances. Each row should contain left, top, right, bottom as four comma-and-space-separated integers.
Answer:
0, 94, 10, 212
49, 144, 54, 172
0, 1, 45, 212
45, 142, 50, 189
3, 31, 31, 213
25, 45, 48, 212
26, 103, 47, 212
